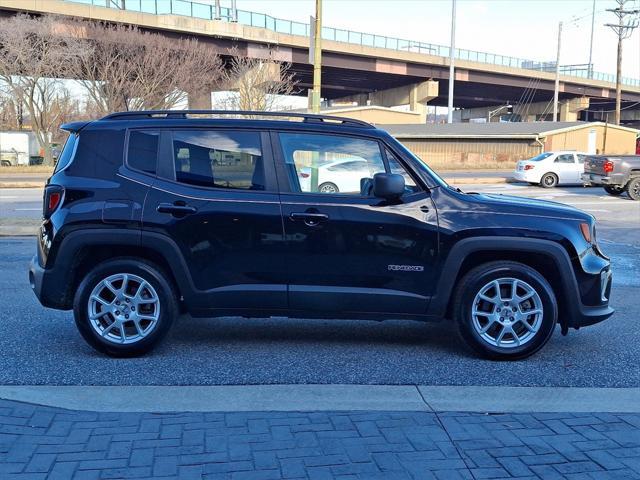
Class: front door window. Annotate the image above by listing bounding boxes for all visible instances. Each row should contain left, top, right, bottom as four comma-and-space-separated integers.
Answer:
279, 132, 386, 195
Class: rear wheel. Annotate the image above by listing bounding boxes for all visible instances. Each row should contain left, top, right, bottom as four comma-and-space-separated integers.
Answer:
540, 173, 558, 188
318, 182, 339, 194
626, 177, 640, 201
453, 261, 557, 360
73, 258, 177, 357
604, 185, 624, 196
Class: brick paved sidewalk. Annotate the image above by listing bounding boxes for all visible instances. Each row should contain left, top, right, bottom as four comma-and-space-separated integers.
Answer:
0, 399, 639, 480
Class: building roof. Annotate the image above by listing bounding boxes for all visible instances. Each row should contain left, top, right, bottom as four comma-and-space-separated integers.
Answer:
383, 121, 639, 139
289, 105, 421, 116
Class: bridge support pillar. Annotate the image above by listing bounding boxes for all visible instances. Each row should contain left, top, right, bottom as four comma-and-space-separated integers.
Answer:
453, 97, 590, 122
331, 80, 438, 122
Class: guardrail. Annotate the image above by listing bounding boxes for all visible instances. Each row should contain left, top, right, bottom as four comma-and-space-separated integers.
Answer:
64, 0, 640, 88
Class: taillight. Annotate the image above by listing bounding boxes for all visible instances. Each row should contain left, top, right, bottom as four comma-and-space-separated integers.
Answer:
603, 160, 614, 173
524, 164, 535, 170
299, 172, 310, 178
43, 186, 64, 219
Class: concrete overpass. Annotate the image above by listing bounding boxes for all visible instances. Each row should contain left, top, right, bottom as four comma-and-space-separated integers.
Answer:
1, 0, 639, 123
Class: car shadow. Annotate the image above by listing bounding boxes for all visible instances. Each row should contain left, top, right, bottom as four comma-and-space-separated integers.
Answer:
168, 315, 468, 356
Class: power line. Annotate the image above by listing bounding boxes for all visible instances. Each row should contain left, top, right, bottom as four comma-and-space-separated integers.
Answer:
605, 0, 639, 124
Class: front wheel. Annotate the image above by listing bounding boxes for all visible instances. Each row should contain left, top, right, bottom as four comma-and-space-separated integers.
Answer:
540, 173, 558, 188
604, 185, 624, 196
626, 177, 640, 201
453, 261, 557, 360
73, 258, 178, 357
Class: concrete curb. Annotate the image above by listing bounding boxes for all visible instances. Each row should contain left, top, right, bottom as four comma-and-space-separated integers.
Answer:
1, 385, 639, 413
0, 182, 43, 188
442, 176, 511, 184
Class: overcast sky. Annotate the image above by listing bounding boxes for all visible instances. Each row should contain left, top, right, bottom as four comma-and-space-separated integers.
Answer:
224, 0, 640, 79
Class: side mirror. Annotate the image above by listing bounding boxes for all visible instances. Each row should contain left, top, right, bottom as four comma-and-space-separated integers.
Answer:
373, 172, 405, 200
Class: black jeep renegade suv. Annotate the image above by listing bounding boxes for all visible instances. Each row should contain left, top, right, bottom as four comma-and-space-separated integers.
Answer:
29, 110, 614, 359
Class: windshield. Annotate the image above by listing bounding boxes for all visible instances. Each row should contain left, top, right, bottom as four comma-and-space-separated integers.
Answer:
528, 152, 553, 162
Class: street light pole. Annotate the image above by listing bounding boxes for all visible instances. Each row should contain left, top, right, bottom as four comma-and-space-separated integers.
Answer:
311, 0, 323, 114
553, 21, 562, 122
588, 0, 596, 78
447, 0, 456, 123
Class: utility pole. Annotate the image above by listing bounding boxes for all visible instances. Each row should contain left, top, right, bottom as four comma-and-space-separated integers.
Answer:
605, 0, 639, 125
447, 0, 456, 123
553, 21, 562, 122
310, 0, 323, 114
588, 0, 596, 78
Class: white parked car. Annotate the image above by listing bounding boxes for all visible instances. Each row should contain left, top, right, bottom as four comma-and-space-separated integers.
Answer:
297, 158, 375, 194
513, 151, 588, 188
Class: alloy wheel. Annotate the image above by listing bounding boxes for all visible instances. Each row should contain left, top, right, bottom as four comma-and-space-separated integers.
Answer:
471, 277, 543, 348
87, 273, 160, 345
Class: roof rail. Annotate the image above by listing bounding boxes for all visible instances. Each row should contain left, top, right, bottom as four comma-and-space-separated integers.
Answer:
100, 110, 375, 128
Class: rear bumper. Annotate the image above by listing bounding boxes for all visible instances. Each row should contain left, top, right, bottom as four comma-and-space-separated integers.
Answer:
512, 170, 539, 183
582, 172, 626, 186
29, 255, 72, 310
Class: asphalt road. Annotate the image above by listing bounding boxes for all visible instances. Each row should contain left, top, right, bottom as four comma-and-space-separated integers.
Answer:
0, 183, 638, 387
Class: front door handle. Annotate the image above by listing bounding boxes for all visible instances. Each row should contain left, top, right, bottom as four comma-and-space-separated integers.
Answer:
289, 212, 329, 227
420, 205, 430, 213
157, 202, 197, 217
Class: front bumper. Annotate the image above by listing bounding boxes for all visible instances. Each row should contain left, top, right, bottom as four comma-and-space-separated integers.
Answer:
570, 266, 614, 329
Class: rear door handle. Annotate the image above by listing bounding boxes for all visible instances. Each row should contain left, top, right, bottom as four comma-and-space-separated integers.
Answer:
289, 212, 329, 226
157, 202, 197, 216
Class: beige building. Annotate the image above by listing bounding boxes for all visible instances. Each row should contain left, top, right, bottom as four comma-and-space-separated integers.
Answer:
294, 105, 426, 124
383, 122, 639, 170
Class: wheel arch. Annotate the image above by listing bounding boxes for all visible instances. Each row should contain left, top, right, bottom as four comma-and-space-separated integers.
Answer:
428, 237, 579, 332
47, 229, 193, 310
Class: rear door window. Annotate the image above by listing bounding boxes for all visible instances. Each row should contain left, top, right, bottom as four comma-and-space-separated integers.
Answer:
555, 154, 575, 164
172, 130, 264, 190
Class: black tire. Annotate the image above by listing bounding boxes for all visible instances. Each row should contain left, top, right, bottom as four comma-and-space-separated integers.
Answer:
453, 261, 558, 360
603, 185, 624, 197
318, 182, 339, 194
539, 173, 558, 188
626, 177, 640, 201
603, 185, 624, 196
73, 258, 177, 357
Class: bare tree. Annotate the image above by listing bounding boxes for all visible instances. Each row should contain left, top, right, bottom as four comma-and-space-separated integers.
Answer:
0, 14, 88, 165
0, 93, 22, 131
71, 22, 225, 115
216, 48, 298, 112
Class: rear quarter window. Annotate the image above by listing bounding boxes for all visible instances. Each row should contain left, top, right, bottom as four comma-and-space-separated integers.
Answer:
53, 134, 78, 173
127, 130, 159, 175
71, 128, 126, 179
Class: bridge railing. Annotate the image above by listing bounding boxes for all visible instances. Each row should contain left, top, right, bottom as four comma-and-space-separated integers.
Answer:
63, 0, 640, 88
